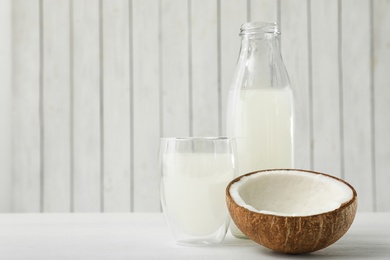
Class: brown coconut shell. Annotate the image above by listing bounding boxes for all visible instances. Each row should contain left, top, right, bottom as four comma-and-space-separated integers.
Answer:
226, 169, 358, 254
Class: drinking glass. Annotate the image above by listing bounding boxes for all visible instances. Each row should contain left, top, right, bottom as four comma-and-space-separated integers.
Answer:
159, 137, 235, 246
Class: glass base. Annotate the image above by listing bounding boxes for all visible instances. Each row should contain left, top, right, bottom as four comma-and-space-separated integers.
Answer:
176, 237, 225, 247
163, 213, 230, 246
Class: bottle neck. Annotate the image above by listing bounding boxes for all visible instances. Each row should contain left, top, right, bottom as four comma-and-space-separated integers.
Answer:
239, 21, 282, 64
240, 33, 281, 59
233, 22, 288, 90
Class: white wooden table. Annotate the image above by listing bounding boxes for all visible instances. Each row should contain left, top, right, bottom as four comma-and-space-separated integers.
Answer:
0, 212, 389, 259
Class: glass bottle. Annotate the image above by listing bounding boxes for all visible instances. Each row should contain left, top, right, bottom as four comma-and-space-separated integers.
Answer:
226, 22, 294, 238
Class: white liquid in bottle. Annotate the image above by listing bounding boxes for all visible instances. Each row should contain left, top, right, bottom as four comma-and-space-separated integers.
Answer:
228, 87, 294, 237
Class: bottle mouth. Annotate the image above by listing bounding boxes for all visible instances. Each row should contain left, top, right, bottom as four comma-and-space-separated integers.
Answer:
239, 21, 280, 36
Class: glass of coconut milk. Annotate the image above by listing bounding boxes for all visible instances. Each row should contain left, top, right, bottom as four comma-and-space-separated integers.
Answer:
159, 137, 235, 246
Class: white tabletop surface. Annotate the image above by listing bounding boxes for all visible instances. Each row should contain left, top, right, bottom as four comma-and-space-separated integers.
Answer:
0, 212, 389, 259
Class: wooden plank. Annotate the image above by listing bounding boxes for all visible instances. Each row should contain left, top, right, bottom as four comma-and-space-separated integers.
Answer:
373, 0, 390, 212
310, 0, 342, 177
280, 0, 311, 170
191, 0, 219, 136
161, 0, 190, 137
220, 0, 247, 135
11, 0, 41, 212
342, 0, 373, 211
0, 0, 12, 212
72, 0, 101, 212
250, 0, 277, 22
42, 0, 71, 212
102, 0, 131, 212
132, 0, 160, 212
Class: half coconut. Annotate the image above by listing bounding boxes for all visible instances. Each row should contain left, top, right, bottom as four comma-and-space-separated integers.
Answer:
226, 169, 357, 254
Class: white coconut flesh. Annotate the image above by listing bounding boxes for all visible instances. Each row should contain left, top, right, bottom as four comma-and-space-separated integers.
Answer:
230, 170, 353, 217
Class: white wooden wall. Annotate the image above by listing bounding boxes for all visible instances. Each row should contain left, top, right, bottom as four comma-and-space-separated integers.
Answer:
1, 0, 389, 212
0, 0, 12, 212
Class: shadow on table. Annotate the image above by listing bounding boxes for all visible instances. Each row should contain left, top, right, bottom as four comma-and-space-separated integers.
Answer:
253, 233, 390, 259
221, 236, 256, 247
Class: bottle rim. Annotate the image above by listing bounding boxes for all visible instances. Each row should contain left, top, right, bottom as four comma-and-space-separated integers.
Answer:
239, 21, 280, 36
160, 136, 230, 142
